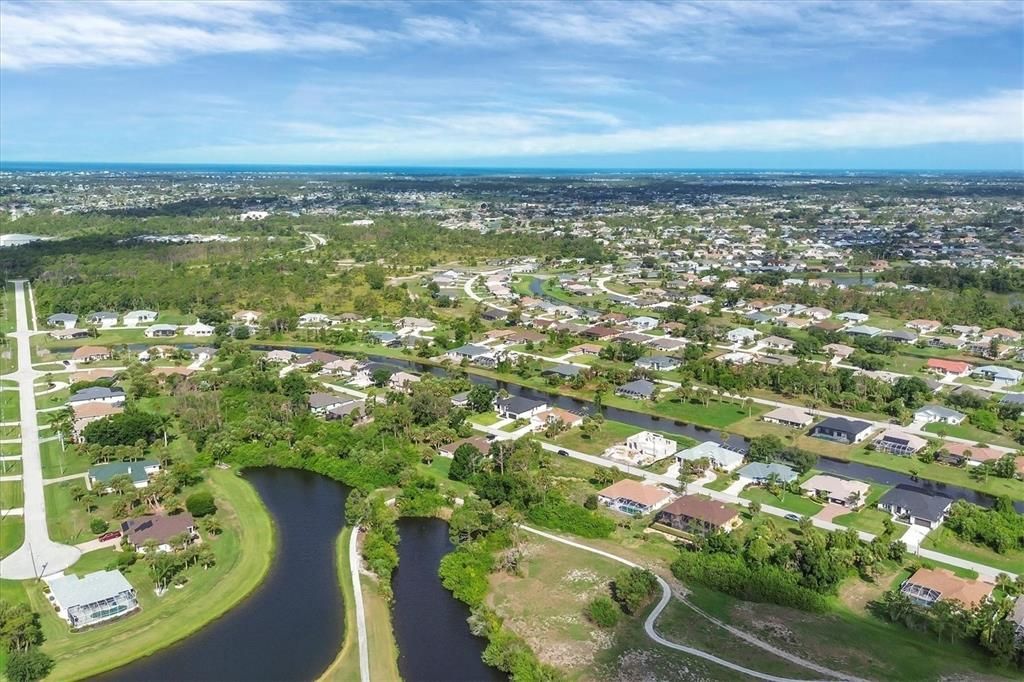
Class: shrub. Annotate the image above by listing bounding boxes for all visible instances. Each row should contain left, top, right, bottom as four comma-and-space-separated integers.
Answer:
671, 551, 829, 612
585, 595, 620, 627
611, 567, 659, 615
185, 491, 217, 518
525, 499, 614, 539
5, 650, 54, 682
583, 494, 598, 510
90, 518, 109, 535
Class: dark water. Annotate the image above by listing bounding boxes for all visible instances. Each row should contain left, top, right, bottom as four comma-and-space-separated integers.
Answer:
98, 468, 349, 682
392, 518, 504, 682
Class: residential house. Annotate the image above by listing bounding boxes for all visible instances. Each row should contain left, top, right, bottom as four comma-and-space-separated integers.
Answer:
972, 365, 1023, 386
540, 363, 581, 379
232, 310, 262, 326
625, 431, 678, 461
809, 417, 873, 444
143, 324, 177, 338
927, 335, 967, 350
926, 358, 972, 377
481, 308, 508, 322
438, 436, 492, 458
123, 310, 158, 327
1009, 598, 1024, 641
68, 386, 126, 407
298, 313, 334, 327
881, 330, 917, 344
72, 345, 111, 363
121, 513, 197, 553
907, 319, 942, 334
308, 392, 347, 416
327, 399, 365, 421
675, 441, 744, 473
183, 321, 215, 337
877, 486, 953, 529
581, 325, 620, 340
532, 407, 584, 431
655, 495, 743, 535
836, 312, 869, 324
569, 343, 603, 356
72, 402, 124, 443
800, 474, 870, 507
450, 391, 470, 408
446, 344, 492, 363
761, 336, 795, 352
495, 396, 548, 420
615, 379, 657, 400
89, 459, 161, 491
900, 568, 992, 609
726, 327, 760, 344
395, 317, 436, 333
368, 330, 399, 346
762, 406, 815, 428
823, 343, 855, 359
635, 355, 680, 372
873, 429, 928, 455
736, 461, 798, 484
46, 313, 78, 329
50, 328, 90, 340
982, 328, 1022, 344
597, 480, 673, 516
913, 405, 966, 425
845, 325, 883, 338
388, 372, 421, 392
627, 316, 659, 331
265, 349, 298, 364
87, 311, 119, 328
47, 570, 139, 629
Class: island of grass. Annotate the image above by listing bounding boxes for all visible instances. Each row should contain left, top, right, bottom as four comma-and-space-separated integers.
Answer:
0, 468, 274, 680
921, 526, 1024, 576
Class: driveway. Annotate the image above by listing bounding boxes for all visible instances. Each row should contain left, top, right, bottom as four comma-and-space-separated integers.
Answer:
814, 503, 851, 523
722, 477, 749, 496
900, 523, 931, 550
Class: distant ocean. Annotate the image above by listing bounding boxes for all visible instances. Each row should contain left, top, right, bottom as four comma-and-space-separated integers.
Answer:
0, 162, 1017, 178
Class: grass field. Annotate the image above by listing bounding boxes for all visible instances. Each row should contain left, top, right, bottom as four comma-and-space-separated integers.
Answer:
468, 411, 501, 426
845, 447, 1024, 500
1, 468, 275, 681
0, 480, 25, 509
549, 419, 642, 454
0, 389, 19, 423
921, 526, 1024, 575
686, 583, 1016, 680
703, 475, 734, 492
0, 516, 24, 558
922, 421, 1017, 449
739, 487, 823, 517
40, 440, 92, 478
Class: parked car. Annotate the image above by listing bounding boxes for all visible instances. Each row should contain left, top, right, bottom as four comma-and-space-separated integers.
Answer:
99, 531, 122, 542
784, 513, 802, 522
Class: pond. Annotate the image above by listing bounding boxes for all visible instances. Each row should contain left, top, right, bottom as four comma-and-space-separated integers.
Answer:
98, 467, 348, 682
392, 518, 504, 681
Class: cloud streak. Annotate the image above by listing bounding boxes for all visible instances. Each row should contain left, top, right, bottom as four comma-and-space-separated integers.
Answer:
161, 91, 1023, 163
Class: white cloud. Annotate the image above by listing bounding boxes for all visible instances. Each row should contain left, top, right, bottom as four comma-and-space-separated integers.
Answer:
161, 91, 1024, 163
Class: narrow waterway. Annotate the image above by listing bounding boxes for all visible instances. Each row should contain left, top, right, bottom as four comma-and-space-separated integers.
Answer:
98, 468, 348, 682
392, 517, 504, 682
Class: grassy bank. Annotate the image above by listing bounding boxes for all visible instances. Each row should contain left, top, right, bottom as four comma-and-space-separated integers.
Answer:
920, 526, 1024, 575
0, 468, 275, 681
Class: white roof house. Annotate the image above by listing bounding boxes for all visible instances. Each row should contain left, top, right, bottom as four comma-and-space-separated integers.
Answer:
46, 570, 139, 629
675, 441, 745, 472
123, 310, 158, 326
726, 327, 760, 344
184, 321, 215, 337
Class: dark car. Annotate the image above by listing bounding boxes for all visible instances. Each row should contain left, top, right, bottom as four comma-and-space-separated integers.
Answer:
99, 531, 122, 542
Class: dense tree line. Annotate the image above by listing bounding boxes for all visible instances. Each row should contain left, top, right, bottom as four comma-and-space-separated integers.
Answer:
944, 498, 1024, 554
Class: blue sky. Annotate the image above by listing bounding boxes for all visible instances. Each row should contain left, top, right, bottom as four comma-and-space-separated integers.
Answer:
1, 0, 1022, 169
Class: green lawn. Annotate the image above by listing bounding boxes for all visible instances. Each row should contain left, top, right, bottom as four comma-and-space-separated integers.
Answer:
833, 508, 901, 536
0, 481, 24, 509
40, 440, 92, 478
7, 468, 275, 680
468, 411, 501, 426
548, 419, 642, 454
921, 526, 1024, 575
922, 422, 1017, 448
0, 390, 19, 423
847, 447, 1024, 500
703, 475, 734, 492
0, 516, 24, 558
605, 394, 757, 429
740, 486, 823, 517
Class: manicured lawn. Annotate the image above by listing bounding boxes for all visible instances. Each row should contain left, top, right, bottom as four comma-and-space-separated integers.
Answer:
703, 475, 734, 492
468, 411, 501, 426
605, 394, 756, 429
13, 468, 275, 680
40, 440, 92, 478
922, 422, 1017, 448
846, 447, 1024, 500
740, 486, 823, 517
0, 516, 24, 558
833, 508, 901, 536
921, 526, 1024, 575
44, 480, 91, 544
0, 390, 19, 422
416, 458, 473, 498
0, 460, 22, 476
0, 481, 24, 509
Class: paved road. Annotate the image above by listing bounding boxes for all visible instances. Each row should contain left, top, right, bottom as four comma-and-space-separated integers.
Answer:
0, 280, 80, 579
348, 527, 371, 682
521, 525, 857, 682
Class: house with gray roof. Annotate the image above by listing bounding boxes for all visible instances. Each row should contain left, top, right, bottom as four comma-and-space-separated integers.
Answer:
634, 355, 680, 372
615, 379, 657, 400
737, 461, 798, 484
675, 441, 745, 473
877, 485, 953, 529
913, 405, 966, 425
47, 570, 139, 629
46, 313, 78, 329
68, 386, 126, 407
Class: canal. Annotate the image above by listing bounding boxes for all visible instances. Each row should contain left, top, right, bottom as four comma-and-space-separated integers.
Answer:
99, 467, 349, 682
392, 518, 504, 681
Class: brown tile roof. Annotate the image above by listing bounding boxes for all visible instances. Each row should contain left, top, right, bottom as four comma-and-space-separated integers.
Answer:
72, 402, 123, 419
122, 513, 195, 546
906, 568, 993, 609
660, 495, 739, 527
439, 436, 491, 456
598, 480, 672, 508
72, 345, 110, 360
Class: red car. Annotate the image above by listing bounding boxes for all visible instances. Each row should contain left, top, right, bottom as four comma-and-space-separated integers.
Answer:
99, 531, 121, 542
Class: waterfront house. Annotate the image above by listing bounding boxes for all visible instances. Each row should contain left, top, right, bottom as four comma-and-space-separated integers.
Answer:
872, 429, 928, 455
809, 417, 873, 444
121, 513, 197, 553
877, 485, 952, 529
47, 571, 139, 629
762, 406, 815, 428
615, 379, 657, 400
800, 474, 870, 507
